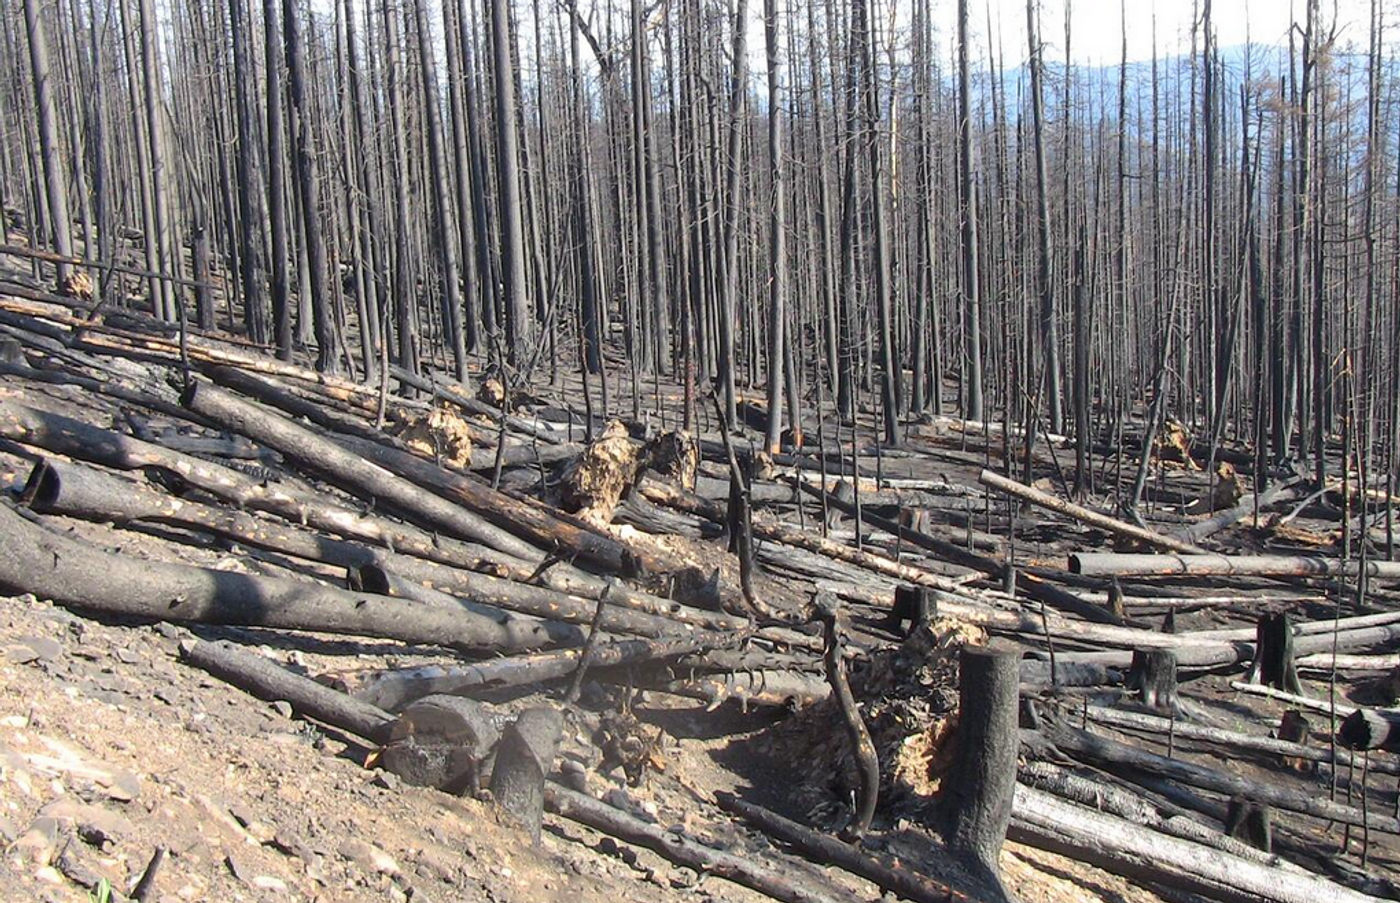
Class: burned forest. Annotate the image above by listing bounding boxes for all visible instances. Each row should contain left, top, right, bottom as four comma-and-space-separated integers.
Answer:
3, 0, 1400, 900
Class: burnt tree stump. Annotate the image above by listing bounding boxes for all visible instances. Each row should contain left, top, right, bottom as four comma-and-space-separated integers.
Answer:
0, 338, 23, 365
1107, 579, 1125, 620
888, 585, 937, 636
1225, 797, 1273, 852
1277, 710, 1313, 772
1244, 612, 1303, 694
1128, 649, 1180, 716
938, 642, 1020, 901
490, 706, 564, 843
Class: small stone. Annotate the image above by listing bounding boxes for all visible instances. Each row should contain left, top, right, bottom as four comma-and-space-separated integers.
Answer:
154, 622, 181, 639
337, 839, 400, 877
411, 848, 457, 883
33, 865, 63, 886
371, 771, 400, 791
101, 771, 142, 803
115, 648, 141, 665
0, 813, 15, 843
225, 853, 253, 884
154, 688, 178, 706
270, 830, 312, 861
55, 840, 105, 888
229, 804, 258, 829
15, 635, 62, 662
252, 875, 288, 892
4, 645, 39, 665
271, 700, 295, 719
13, 816, 61, 864
40, 800, 135, 844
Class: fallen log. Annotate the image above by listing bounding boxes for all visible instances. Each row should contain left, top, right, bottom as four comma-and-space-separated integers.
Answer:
792, 475, 1119, 625
0, 500, 564, 653
179, 380, 596, 562
0, 295, 378, 397
4, 396, 715, 627
640, 474, 996, 601
21, 454, 388, 573
1039, 722, 1399, 834
1070, 551, 1400, 579
1227, 681, 1356, 715
1043, 613, 1400, 669
1170, 479, 1305, 545
643, 669, 829, 710
0, 398, 522, 568
1011, 784, 1382, 903
1076, 704, 1400, 777
180, 638, 395, 744
0, 358, 209, 428
22, 457, 588, 648
331, 426, 674, 577
1338, 708, 1400, 753
1297, 652, 1400, 672
714, 793, 977, 903
352, 560, 678, 639
208, 365, 580, 472
979, 469, 1205, 554
1018, 761, 1282, 863
348, 632, 741, 711
543, 785, 850, 903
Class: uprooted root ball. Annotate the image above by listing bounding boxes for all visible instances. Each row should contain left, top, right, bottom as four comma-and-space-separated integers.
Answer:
390, 405, 479, 469
645, 430, 699, 492
756, 617, 986, 824
560, 420, 643, 525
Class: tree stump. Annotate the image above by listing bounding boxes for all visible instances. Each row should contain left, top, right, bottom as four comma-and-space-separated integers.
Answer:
1277, 710, 1313, 772
887, 585, 937, 636
939, 642, 1020, 901
1225, 797, 1273, 852
490, 706, 564, 843
0, 338, 23, 365
381, 695, 500, 797
1106, 579, 1125, 620
1128, 649, 1180, 716
1245, 613, 1303, 694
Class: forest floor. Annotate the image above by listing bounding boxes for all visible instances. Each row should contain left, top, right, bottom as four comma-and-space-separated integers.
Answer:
1, 251, 1398, 902
0, 369, 1169, 903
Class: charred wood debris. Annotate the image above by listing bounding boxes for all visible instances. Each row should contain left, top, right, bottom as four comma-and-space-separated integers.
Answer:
2, 290, 1400, 903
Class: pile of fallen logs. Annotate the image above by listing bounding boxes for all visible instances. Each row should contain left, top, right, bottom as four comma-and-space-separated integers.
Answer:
2, 287, 1400, 902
